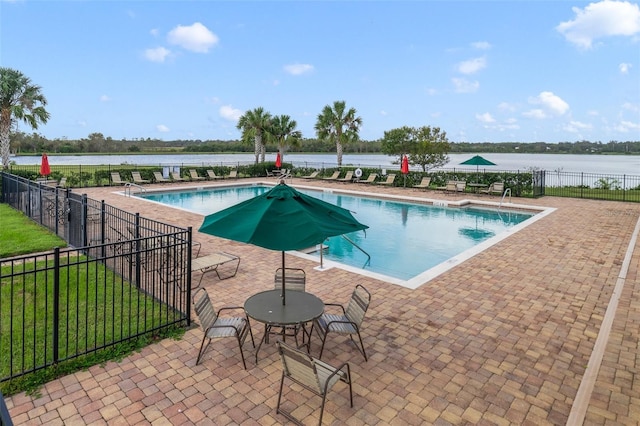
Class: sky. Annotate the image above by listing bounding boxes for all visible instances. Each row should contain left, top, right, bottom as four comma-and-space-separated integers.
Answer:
1, 0, 639, 144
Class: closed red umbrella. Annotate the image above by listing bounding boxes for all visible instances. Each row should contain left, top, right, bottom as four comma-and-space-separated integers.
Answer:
401, 155, 409, 174
401, 155, 409, 187
275, 152, 282, 168
40, 153, 51, 176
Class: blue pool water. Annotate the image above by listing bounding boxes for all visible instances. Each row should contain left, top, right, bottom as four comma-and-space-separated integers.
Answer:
138, 185, 534, 282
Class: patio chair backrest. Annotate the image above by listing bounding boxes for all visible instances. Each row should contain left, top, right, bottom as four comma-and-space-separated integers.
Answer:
344, 284, 371, 328
192, 289, 218, 331
420, 177, 430, 186
278, 341, 323, 394
493, 182, 504, 192
274, 268, 306, 292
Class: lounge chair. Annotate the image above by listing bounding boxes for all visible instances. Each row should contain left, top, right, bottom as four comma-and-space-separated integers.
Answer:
131, 171, 150, 184
153, 171, 171, 183
206, 169, 223, 180
413, 176, 431, 189
170, 172, 187, 181
313, 284, 371, 361
479, 181, 505, 195
225, 170, 238, 179
377, 174, 396, 186
358, 173, 377, 184
337, 171, 354, 182
435, 180, 458, 192
455, 181, 467, 192
192, 288, 255, 369
301, 171, 319, 179
191, 252, 241, 288
275, 341, 353, 426
189, 169, 206, 181
323, 171, 341, 180
111, 172, 126, 185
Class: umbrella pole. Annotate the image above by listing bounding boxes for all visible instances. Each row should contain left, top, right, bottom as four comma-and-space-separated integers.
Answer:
281, 251, 286, 305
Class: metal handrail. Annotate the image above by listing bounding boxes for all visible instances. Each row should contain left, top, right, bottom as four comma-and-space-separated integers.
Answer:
341, 234, 371, 266
499, 188, 512, 208
124, 182, 146, 197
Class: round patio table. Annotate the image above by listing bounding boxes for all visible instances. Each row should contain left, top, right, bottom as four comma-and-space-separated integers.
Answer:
244, 289, 324, 363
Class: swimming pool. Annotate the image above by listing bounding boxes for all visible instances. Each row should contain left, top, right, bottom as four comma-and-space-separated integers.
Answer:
135, 184, 549, 288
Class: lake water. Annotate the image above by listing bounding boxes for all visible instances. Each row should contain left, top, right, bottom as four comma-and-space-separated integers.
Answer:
10, 152, 640, 175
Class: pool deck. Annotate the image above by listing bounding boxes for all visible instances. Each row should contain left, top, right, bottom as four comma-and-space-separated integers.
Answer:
5, 178, 640, 425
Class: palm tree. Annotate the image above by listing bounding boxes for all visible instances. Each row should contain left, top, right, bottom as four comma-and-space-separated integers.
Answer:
0, 68, 50, 169
236, 107, 272, 164
314, 100, 362, 166
268, 115, 302, 163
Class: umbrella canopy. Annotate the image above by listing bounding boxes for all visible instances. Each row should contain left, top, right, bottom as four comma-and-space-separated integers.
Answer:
40, 153, 51, 176
199, 182, 368, 304
275, 152, 282, 168
460, 155, 496, 170
401, 155, 409, 174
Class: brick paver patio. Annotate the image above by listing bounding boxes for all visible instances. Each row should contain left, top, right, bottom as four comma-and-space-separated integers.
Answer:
5, 178, 640, 425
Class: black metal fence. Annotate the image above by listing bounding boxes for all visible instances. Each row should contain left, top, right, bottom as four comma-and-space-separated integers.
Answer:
0, 172, 192, 383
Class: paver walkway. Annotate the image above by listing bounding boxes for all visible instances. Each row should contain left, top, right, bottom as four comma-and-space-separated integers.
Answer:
5, 178, 640, 425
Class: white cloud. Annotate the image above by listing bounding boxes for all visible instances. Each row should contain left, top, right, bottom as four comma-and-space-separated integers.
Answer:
556, 0, 640, 49
498, 102, 516, 112
471, 41, 492, 50
456, 57, 486, 74
144, 47, 171, 63
167, 22, 218, 53
564, 120, 593, 132
529, 91, 570, 115
156, 124, 170, 132
621, 102, 640, 112
380, 110, 388, 116
614, 120, 640, 132
452, 77, 479, 93
150, 28, 159, 37
283, 63, 314, 75
619, 62, 632, 73
476, 112, 495, 123
219, 105, 243, 121
523, 109, 547, 119
100, 95, 111, 102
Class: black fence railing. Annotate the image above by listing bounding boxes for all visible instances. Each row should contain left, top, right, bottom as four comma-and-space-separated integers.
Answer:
0, 172, 192, 383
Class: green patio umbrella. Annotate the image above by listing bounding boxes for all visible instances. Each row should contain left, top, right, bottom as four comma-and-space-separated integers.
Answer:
460, 155, 496, 184
199, 182, 368, 304
459, 155, 496, 172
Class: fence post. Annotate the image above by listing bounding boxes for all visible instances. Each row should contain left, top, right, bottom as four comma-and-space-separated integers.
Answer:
53, 247, 60, 363
623, 175, 627, 202
134, 213, 142, 287
580, 172, 584, 199
186, 227, 192, 327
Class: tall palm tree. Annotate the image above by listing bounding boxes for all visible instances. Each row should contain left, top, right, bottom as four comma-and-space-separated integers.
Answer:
268, 115, 302, 163
314, 100, 362, 166
236, 107, 272, 164
0, 68, 50, 169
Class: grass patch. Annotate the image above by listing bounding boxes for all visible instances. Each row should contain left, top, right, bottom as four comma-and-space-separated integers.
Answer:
0, 204, 67, 258
544, 187, 640, 202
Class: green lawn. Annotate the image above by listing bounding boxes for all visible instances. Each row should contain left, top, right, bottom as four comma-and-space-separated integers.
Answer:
0, 204, 67, 258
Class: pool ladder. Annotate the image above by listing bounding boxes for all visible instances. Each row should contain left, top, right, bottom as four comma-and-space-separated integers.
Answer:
499, 188, 512, 208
